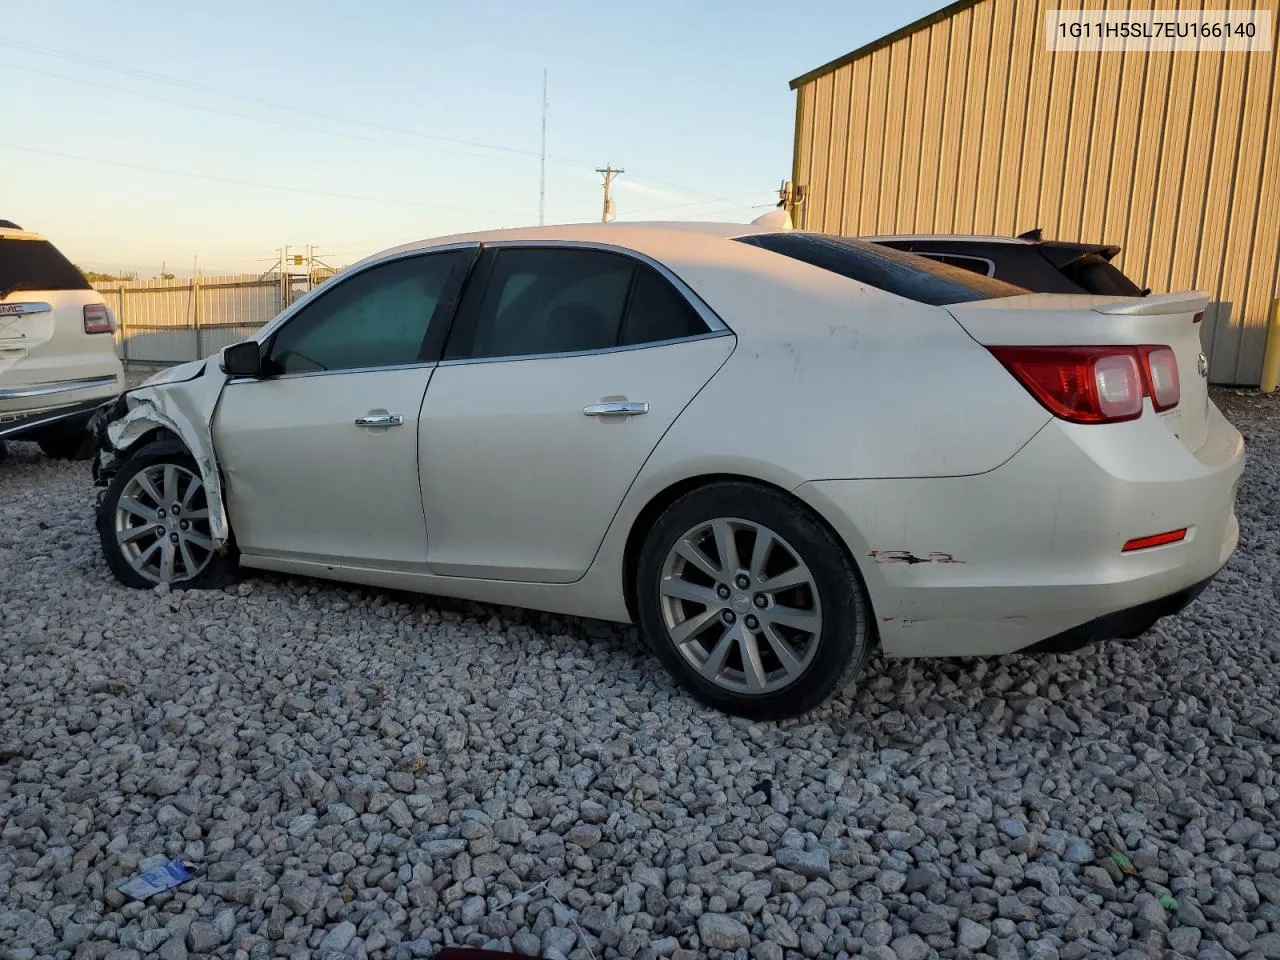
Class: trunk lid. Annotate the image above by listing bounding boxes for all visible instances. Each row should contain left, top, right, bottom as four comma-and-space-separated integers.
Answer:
946, 291, 1212, 452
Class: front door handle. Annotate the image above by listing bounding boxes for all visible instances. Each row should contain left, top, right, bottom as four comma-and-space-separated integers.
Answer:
583, 401, 649, 417
354, 413, 404, 427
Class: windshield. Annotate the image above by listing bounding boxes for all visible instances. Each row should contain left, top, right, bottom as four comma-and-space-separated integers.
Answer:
0, 237, 92, 299
735, 232, 1029, 306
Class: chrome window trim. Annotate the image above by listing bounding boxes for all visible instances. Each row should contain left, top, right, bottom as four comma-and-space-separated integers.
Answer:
436, 330, 733, 368
250, 242, 481, 343
227, 361, 438, 385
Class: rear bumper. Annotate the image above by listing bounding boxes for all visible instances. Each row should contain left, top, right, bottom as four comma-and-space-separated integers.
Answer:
1023, 571, 1217, 653
0, 394, 116, 440
797, 400, 1244, 657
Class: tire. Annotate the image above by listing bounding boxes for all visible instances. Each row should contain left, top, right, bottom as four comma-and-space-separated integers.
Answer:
635, 481, 874, 720
97, 441, 236, 589
37, 430, 95, 461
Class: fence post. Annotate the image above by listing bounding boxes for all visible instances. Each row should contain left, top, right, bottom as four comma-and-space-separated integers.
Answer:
1261, 298, 1280, 394
117, 286, 128, 365
193, 274, 202, 359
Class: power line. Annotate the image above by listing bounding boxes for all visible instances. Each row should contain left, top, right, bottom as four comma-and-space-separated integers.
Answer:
623, 193, 773, 215
0, 37, 739, 202
0, 142, 522, 215
0, 37, 553, 161
6, 62, 549, 165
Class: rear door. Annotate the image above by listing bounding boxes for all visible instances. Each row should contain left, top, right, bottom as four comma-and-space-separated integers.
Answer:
418, 244, 734, 583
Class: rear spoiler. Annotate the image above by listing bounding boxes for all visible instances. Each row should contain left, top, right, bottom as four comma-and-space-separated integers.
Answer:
1037, 241, 1122, 269
1092, 291, 1210, 316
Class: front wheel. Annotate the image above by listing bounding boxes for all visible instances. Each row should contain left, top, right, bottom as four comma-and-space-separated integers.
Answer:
97, 443, 234, 588
635, 481, 874, 720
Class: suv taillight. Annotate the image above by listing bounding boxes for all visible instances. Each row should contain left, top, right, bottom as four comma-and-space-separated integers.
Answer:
988, 345, 1179, 424
84, 303, 115, 334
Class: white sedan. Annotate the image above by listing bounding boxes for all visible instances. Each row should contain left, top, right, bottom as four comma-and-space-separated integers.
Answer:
89, 223, 1243, 718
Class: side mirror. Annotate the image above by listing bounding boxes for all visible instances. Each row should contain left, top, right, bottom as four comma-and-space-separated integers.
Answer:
220, 340, 264, 378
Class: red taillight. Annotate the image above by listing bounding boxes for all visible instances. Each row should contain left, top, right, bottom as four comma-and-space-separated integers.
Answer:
989, 345, 1180, 424
1122, 528, 1187, 552
1141, 345, 1180, 411
988, 346, 1143, 423
84, 303, 115, 334
1192, 311, 1204, 324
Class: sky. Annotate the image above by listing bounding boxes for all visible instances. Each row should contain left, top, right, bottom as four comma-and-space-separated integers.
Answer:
1, 0, 940, 276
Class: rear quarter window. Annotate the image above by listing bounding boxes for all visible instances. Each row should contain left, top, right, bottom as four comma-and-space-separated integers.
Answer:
0, 238, 92, 296
736, 233, 1027, 306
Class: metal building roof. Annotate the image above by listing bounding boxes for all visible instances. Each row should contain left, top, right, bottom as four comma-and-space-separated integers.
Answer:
789, 0, 983, 89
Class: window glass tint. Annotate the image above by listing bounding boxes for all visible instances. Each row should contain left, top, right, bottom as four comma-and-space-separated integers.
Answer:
1059, 253, 1146, 297
268, 252, 459, 373
738, 233, 1027, 305
621, 266, 709, 345
916, 252, 993, 276
467, 249, 633, 359
0, 238, 91, 296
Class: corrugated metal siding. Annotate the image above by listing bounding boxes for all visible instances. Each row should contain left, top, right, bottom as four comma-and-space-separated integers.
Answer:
793, 0, 1280, 386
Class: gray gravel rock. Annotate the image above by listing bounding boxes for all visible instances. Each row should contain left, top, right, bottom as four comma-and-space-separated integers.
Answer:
698, 913, 750, 949
0, 387, 1277, 960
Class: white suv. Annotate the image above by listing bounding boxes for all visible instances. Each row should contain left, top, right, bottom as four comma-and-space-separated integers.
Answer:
1, 221, 124, 458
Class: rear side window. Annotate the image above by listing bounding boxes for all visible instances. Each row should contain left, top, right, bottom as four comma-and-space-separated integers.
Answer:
736, 233, 1026, 306
621, 265, 707, 345
447, 248, 712, 360
0, 238, 91, 297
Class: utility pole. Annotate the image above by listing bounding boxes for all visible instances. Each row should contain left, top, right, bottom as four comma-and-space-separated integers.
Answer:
596, 163, 624, 222
538, 69, 548, 226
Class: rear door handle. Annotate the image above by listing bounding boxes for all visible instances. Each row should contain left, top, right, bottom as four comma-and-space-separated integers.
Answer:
354, 413, 404, 427
583, 401, 648, 417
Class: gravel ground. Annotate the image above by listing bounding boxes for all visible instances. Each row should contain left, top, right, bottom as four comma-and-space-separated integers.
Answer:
1, 388, 1278, 960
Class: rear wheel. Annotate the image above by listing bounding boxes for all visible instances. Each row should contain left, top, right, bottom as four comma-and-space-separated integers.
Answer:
635, 481, 873, 719
97, 443, 234, 588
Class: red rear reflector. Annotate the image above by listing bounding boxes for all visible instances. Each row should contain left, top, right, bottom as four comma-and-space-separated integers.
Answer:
83, 303, 115, 335
1122, 529, 1187, 552
1192, 311, 1204, 324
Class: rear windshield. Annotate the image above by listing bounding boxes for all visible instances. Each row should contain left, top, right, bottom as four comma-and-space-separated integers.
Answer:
1058, 252, 1146, 297
735, 232, 1028, 306
0, 237, 92, 297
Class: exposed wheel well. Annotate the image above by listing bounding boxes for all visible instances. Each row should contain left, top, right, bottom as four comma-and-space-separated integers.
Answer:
621, 473, 873, 626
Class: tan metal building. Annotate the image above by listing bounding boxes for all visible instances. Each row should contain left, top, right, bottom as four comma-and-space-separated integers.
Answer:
789, 0, 1279, 385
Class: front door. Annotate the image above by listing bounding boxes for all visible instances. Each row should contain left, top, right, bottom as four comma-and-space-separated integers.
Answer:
419, 245, 734, 582
213, 249, 468, 567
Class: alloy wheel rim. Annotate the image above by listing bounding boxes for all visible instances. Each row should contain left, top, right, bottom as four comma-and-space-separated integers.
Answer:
113, 463, 215, 584
658, 517, 823, 695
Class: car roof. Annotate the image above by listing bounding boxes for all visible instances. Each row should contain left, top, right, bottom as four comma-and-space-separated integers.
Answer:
367, 221, 767, 266
860, 234, 1035, 245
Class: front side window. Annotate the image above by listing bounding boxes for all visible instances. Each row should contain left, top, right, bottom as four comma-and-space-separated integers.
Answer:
268, 252, 461, 374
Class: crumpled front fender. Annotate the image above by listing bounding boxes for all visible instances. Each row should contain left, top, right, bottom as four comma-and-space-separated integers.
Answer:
101, 360, 231, 549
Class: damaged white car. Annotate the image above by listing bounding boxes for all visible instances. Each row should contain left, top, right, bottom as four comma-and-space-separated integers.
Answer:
90, 223, 1243, 718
